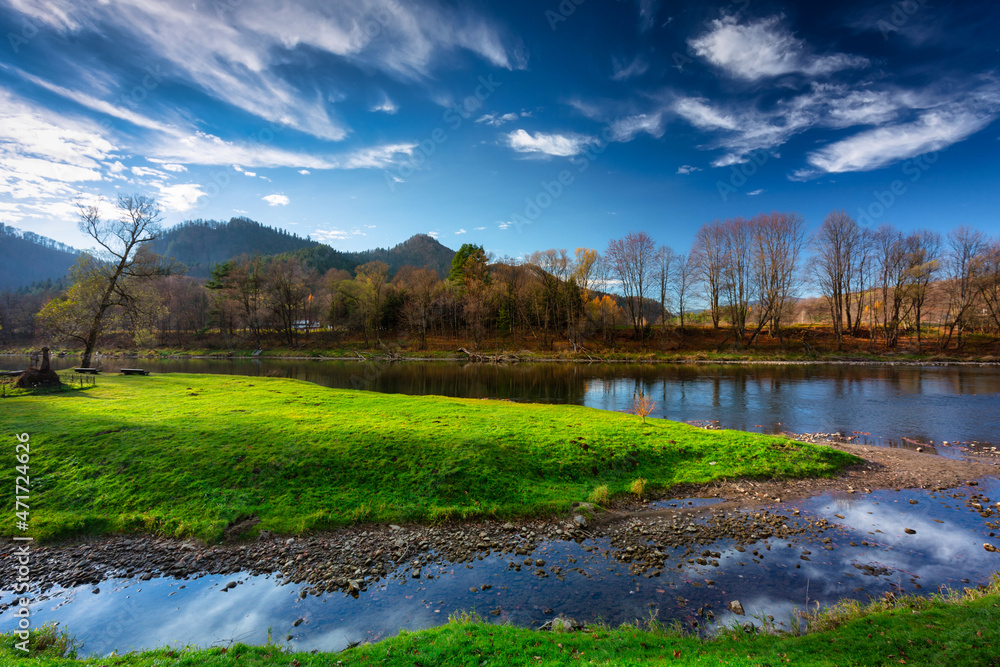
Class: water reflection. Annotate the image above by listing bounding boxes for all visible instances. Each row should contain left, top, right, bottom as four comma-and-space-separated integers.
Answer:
2, 481, 997, 655
3, 356, 998, 453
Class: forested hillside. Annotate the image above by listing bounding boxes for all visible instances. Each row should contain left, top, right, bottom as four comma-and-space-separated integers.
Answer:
147, 217, 321, 277
0, 224, 80, 291
291, 233, 455, 278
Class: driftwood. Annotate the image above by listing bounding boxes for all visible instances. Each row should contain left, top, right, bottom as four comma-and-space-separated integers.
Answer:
457, 347, 521, 364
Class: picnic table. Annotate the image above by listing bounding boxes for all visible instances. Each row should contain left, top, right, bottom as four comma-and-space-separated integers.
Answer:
120, 368, 150, 376
73, 368, 101, 374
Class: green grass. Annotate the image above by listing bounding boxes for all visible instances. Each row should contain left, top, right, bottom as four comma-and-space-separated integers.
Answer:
1, 372, 858, 542
4, 577, 999, 665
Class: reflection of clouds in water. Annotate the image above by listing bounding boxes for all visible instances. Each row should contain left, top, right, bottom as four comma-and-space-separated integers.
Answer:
3, 483, 998, 654
808, 491, 999, 585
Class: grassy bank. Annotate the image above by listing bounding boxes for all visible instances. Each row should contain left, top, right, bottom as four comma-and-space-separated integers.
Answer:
1, 373, 857, 542
5, 576, 999, 665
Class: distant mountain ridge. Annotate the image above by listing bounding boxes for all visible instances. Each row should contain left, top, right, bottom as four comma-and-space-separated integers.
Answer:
0, 224, 80, 291
291, 233, 455, 278
148, 217, 455, 278
147, 217, 321, 277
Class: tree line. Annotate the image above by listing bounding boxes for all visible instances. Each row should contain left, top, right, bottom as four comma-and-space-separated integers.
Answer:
3, 196, 1000, 355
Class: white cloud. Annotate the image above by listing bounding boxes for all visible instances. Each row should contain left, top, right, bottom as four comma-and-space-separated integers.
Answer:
3, 0, 523, 139
372, 97, 398, 114
476, 112, 522, 127
263, 194, 290, 206
506, 129, 596, 157
455, 228, 466, 235
243, 170, 257, 177
131, 165, 168, 178
807, 106, 998, 174
611, 55, 649, 81
156, 162, 188, 173
747, 189, 764, 196
427, 230, 440, 239
298, 169, 311, 175
157, 183, 207, 211
637, 0, 658, 32
337, 143, 417, 169
474, 226, 486, 231
0, 88, 112, 212
689, 15, 868, 81
497, 221, 511, 230
674, 98, 739, 131
313, 228, 349, 242
609, 113, 664, 141
676, 165, 701, 175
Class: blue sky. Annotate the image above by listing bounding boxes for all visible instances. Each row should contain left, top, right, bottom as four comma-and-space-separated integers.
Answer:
1, 0, 998, 258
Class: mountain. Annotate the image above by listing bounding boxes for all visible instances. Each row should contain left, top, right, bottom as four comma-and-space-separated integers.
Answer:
292, 233, 456, 278
0, 224, 81, 291
147, 217, 322, 277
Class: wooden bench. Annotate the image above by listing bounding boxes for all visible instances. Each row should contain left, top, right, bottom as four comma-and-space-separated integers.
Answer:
120, 368, 149, 376
73, 368, 101, 374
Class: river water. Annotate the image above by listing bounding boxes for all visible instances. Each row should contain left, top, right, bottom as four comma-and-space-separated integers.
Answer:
1, 357, 998, 655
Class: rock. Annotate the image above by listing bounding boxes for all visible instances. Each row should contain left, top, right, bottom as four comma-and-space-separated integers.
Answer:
904, 528, 916, 535
411, 568, 421, 578
293, 618, 304, 627
389, 525, 402, 531
985, 543, 998, 553
728, 600, 745, 616
573, 515, 588, 529
91, 587, 100, 594
489, 608, 502, 616
541, 616, 583, 632
140, 572, 153, 581
502, 523, 515, 530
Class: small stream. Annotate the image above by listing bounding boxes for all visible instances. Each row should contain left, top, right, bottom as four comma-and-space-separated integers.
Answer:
2, 480, 997, 655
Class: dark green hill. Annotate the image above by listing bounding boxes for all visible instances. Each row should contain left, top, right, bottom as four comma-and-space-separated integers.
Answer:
0, 224, 80, 291
292, 233, 455, 278
148, 217, 320, 277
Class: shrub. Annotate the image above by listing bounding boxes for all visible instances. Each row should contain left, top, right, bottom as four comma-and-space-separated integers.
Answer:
630, 477, 647, 499
588, 484, 610, 505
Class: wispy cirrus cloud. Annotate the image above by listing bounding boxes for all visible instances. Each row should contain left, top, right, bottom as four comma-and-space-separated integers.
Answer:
505, 129, 596, 158
803, 105, 999, 176
689, 15, 868, 82
3, 0, 522, 141
611, 55, 649, 81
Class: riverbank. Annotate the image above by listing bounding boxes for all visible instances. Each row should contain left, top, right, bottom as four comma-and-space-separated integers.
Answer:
2, 427, 995, 600
5, 574, 1000, 665
0, 373, 858, 543
4, 347, 1000, 365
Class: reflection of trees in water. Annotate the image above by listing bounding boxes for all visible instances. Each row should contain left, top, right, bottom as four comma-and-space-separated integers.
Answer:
833, 493, 863, 512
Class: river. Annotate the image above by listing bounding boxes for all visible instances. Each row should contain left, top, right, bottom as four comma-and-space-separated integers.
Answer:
1, 357, 998, 655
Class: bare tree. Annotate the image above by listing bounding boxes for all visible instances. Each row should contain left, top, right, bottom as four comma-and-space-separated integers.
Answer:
74, 194, 163, 367
395, 266, 441, 349
980, 240, 1000, 333
606, 231, 656, 338
902, 230, 941, 350
940, 226, 987, 350
672, 252, 694, 331
813, 211, 859, 348
749, 212, 805, 346
267, 259, 310, 346
721, 217, 753, 344
690, 222, 726, 329
654, 245, 675, 344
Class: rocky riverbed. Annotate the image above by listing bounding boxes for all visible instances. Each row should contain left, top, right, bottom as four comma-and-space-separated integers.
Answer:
2, 435, 998, 612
